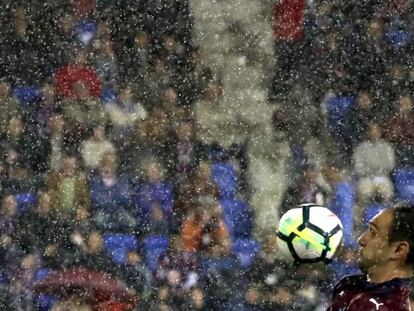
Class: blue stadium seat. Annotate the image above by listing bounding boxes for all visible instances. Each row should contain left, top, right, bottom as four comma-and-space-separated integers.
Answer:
231, 239, 261, 269
393, 168, 414, 204
13, 86, 41, 105
35, 295, 57, 311
220, 199, 252, 238
211, 162, 237, 199
16, 193, 36, 214
34, 269, 57, 311
34, 268, 52, 282
143, 235, 169, 272
200, 256, 236, 272
364, 203, 386, 222
101, 89, 117, 104
103, 233, 139, 265
74, 19, 97, 45
330, 259, 361, 284
326, 95, 355, 149
329, 182, 357, 248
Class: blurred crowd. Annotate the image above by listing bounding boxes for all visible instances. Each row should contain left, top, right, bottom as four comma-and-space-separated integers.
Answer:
0, 0, 413, 310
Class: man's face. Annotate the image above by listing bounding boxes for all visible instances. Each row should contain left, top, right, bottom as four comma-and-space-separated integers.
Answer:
357, 209, 394, 273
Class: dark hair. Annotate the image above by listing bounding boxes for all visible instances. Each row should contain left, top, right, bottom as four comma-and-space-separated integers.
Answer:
389, 203, 414, 267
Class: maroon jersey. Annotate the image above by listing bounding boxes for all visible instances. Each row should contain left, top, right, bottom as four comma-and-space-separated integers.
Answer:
328, 275, 411, 311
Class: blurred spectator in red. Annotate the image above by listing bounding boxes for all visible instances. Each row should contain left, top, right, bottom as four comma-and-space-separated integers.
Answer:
80, 125, 115, 171
271, 0, 306, 97
273, 0, 305, 41
47, 155, 91, 223
72, 0, 96, 19
353, 123, 395, 205
181, 204, 230, 257
54, 52, 102, 99
384, 95, 414, 166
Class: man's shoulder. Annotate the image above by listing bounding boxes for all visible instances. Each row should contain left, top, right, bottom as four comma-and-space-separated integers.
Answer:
330, 275, 412, 311
333, 274, 365, 292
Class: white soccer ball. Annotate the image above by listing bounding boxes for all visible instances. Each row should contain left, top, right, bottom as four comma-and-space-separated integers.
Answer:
277, 203, 344, 264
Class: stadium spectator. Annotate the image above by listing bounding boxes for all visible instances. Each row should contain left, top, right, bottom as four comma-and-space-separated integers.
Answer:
0, 81, 20, 138
47, 155, 90, 223
194, 80, 236, 148
164, 121, 207, 185
80, 125, 115, 171
61, 80, 106, 149
91, 38, 119, 90
15, 191, 68, 255
121, 30, 152, 87
46, 113, 66, 172
144, 58, 174, 106
344, 91, 379, 150
2, 7, 43, 84
353, 123, 396, 206
54, 52, 102, 99
0, 0, 413, 308
134, 161, 173, 235
384, 94, 414, 166
105, 84, 147, 144
36, 84, 59, 136
181, 204, 230, 256
90, 152, 135, 232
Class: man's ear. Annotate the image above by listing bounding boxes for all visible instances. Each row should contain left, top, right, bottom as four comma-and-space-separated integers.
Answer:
391, 241, 410, 262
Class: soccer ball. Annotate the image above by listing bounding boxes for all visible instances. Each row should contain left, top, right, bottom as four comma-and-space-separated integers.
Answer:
277, 203, 344, 264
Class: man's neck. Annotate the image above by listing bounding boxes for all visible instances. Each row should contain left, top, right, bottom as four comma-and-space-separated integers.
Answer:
368, 265, 413, 284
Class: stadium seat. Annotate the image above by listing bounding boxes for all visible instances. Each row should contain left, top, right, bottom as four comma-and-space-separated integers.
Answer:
34, 269, 57, 311
74, 19, 97, 45
12, 86, 41, 106
143, 235, 169, 272
330, 259, 361, 284
220, 199, 252, 238
329, 182, 357, 248
103, 233, 139, 265
34, 268, 52, 282
231, 239, 261, 269
364, 203, 386, 222
211, 162, 238, 199
16, 193, 36, 214
393, 168, 414, 204
101, 89, 117, 104
200, 256, 236, 272
326, 95, 356, 148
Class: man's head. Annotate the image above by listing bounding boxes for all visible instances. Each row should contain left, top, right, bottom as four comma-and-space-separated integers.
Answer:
367, 123, 382, 141
357, 204, 414, 275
